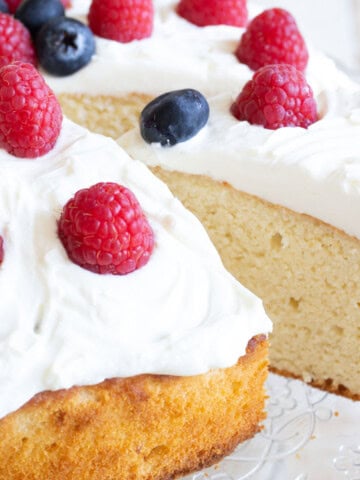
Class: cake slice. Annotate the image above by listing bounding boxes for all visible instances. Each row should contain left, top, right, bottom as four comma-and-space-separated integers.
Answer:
42, 0, 360, 400
0, 87, 271, 478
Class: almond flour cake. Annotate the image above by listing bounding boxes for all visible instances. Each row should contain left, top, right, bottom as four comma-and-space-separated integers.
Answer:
42, 0, 360, 400
0, 62, 271, 479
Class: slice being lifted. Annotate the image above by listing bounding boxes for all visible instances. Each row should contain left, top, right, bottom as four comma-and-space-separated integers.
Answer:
45, 0, 360, 400
0, 116, 271, 479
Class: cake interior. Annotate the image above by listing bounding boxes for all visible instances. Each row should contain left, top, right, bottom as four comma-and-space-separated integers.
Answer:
58, 92, 360, 401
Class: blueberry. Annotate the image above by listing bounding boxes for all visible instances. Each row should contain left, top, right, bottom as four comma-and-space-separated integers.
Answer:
15, 0, 65, 37
0, 0, 9, 13
36, 17, 95, 76
140, 89, 210, 146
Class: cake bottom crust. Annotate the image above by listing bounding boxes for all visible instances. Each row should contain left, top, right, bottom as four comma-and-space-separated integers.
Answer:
270, 367, 360, 402
0, 337, 268, 480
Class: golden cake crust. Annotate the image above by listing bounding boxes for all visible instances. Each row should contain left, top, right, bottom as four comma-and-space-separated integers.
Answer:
0, 336, 268, 480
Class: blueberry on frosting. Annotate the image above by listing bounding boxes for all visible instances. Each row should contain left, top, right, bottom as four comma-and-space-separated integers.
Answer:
36, 17, 95, 76
140, 89, 210, 146
15, 0, 65, 36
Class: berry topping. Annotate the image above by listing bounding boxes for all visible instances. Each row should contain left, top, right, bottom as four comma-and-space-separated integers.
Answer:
15, 0, 65, 37
0, 13, 36, 69
0, 62, 62, 158
58, 182, 154, 275
0, 236, 4, 264
141, 89, 209, 146
0, 0, 9, 13
88, 0, 153, 43
231, 64, 317, 130
236, 8, 308, 72
36, 17, 95, 76
8, 0, 71, 11
177, 0, 247, 27
5, 0, 21, 13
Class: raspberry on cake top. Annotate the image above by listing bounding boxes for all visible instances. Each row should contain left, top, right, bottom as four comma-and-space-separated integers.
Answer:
41, 0, 360, 242
45, 0, 354, 100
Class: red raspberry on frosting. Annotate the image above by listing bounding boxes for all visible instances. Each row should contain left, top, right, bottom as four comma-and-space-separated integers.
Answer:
177, 0, 247, 27
88, 0, 153, 43
231, 64, 317, 130
58, 182, 155, 275
0, 13, 36, 68
236, 8, 308, 72
0, 62, 62, 158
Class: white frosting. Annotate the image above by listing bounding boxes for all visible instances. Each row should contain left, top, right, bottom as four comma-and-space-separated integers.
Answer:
43, 0, 360, 240
0, 118, 271, 419
47, 0, 355, 99
122, 90, 360, 240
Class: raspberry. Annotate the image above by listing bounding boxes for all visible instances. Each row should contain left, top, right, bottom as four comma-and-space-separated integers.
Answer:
5, 0, 21, 13
0, 63, 62, 158
58, 182, 155, 275
177, 0, 247, 27
236, 8, 308, 72
231, 64, 317, 130
88, 0, 153, 43
0, 13, 36, 69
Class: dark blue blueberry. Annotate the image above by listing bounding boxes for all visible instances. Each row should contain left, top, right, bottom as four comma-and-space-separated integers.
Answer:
140, 89, 210, 146
15, 0, 65, 37
0, 0, 9, 13
36, 17, 95, 76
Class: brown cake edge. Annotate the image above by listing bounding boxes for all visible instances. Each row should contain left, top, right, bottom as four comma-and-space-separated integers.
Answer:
270, 366, 360, 402
0, 336, 268, 480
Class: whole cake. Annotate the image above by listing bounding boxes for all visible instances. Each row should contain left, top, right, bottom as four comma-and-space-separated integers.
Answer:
41, 0, 360, 400
0, 62, 271, 479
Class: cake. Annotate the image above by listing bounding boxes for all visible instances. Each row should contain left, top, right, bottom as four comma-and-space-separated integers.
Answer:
42, 0, 360, 400
0, 62, 271, 478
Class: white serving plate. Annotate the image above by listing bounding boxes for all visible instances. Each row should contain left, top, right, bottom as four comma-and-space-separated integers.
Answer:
183, 373, 360, 480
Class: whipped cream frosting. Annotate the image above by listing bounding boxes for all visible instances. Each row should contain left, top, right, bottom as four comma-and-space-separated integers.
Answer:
47, 0, 354, 99
122, 89, 360, 240
44, 0, 360, 240
0, 118, 271, 419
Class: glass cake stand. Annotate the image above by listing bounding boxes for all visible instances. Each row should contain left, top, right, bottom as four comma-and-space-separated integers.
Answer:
183, 373, 360, 480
